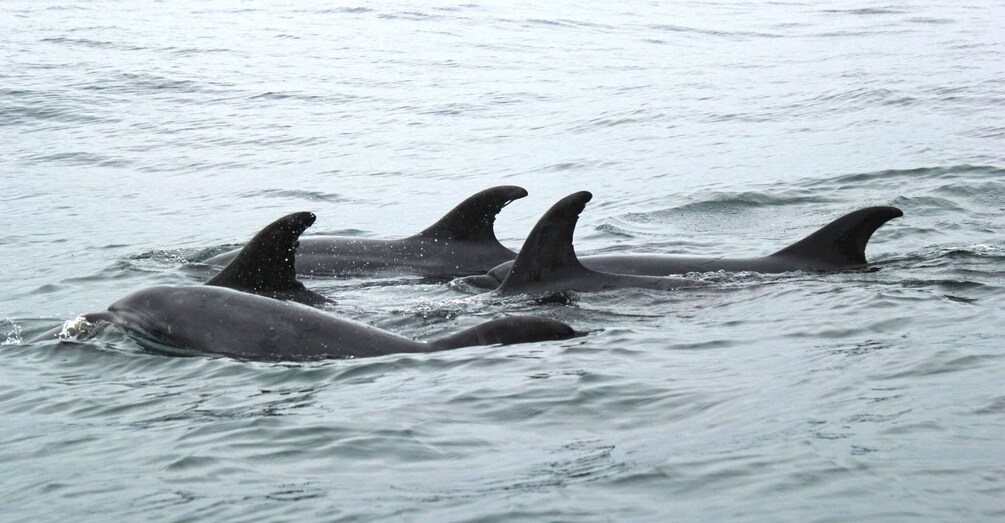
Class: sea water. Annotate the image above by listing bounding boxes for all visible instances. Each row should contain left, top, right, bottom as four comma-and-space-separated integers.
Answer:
2, 1, 1003, 520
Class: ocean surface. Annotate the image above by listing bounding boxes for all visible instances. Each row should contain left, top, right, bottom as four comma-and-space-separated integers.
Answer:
2, 0, 1004, 520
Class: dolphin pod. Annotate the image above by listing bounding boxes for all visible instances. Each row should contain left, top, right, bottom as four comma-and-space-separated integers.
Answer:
456, 195, 903, 292
205, 186, 529, 278
31, 210, 577, 359
31, 187, 903, 360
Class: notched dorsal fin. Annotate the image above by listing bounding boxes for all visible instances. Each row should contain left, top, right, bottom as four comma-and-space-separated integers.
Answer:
415, 186, 528, 243
207, 211, 316, 294
771, 206, 903, 267
498, 191, 593, 293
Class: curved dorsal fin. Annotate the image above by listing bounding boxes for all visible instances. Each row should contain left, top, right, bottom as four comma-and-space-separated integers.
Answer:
498, 191, 593, 294
771, 206, 903, 267
414, 186, 528, 243
206, 211, 316, 295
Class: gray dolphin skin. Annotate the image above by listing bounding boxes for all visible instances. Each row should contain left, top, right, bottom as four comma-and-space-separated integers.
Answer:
458, 199, 904, 291
494, 192, 708, 295
32, 286, 575, 360
205, 186, 529, 278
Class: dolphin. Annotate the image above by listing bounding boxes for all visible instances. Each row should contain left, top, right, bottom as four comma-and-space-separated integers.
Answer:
28, 209, 326, 338
457, 197, 904, 291
31, 285, 575, 360
490, 192, 708, 295
204, 186, 529, 278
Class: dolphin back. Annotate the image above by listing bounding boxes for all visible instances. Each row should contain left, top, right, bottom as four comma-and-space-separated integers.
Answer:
771, 206, 903, 269
430, 316, 576, 350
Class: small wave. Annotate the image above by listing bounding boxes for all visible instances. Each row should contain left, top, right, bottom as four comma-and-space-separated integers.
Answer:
526, 18, 575, 27
40, 36, 110, 48
889, 195, 967, 213
783, 86, 921, 115
248, 91, 323, 102
567, 109, 653, 132
76, 73, 205, 94
0, 88, 34, 97
307, 228, 368, 237
185, 246, 238, 264
236, 189, 347, 203
930, 180, 1005, 207
801, 165, 1005, 191
166, 46, 232, 56
973, 397, 1005, 416
883, 245, 1005, 272
621, 191, 831, 224
518, 18, 616, 31
684, 270, 771, 285
898, 278, 989, 292
594, 223, 640, 238
0, 104, 104, 126
647, 23, 782, 39
932, 245, 1004, 260
814, 87, 897, 104
40, 36, 148, 51
335, 6, 372, 14
701, 111, 774, 123
392, 302, 460, 324
65, 25, 119, 33
821, 7, 906, 15
417, 102, 483, 116
964, 126, 1005, 139
130, 249, 199, 267
191, 7, 259, 14
907, 17, 955, 25
25, 151, 130, 168
377, 10, 445, 21
487, 440, 626, 489
531, 162, 588, 173
943, 294, 978, 304
880, 351, 1002, 381
812, 28, 917, 38
293, 7, 373, 14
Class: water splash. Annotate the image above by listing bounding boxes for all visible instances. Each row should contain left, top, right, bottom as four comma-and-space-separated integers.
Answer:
57, 315, 97, 340
2, 318, 23, 345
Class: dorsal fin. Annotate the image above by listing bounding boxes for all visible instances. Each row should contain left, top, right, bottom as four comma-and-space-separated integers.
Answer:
414, 186, 528, 243
771, 206, 903, 267
498, 192, 594, 294
206, 212, 316, 295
